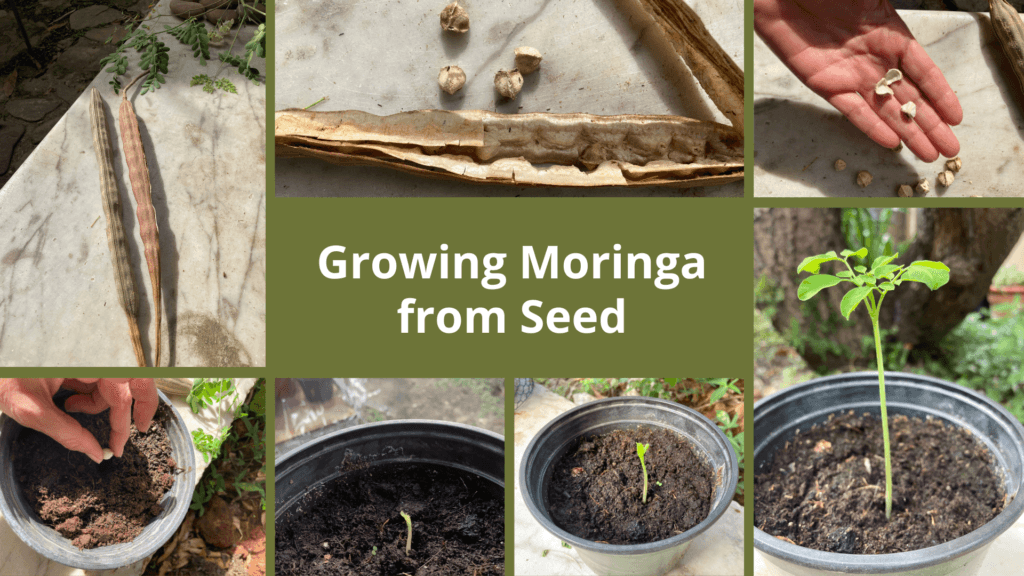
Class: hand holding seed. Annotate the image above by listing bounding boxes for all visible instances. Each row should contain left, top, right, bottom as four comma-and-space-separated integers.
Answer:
0, 379, 156, 464
754, 0, 962, 162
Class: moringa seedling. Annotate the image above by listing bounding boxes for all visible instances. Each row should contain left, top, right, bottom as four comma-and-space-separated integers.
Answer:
797, 248, 949, 519
400, 511, 413, 555
636, 442, 651, 504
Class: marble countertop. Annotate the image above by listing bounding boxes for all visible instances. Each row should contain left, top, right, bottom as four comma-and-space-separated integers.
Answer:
275, 0, 744, 197
0, 378, 256, 576
755, 10, 1024, 197
0, 0, 266, 366
513, 385, 744, 575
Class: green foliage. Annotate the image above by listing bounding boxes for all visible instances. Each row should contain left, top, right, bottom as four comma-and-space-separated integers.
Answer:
992, 267, 1024, 287
192, 427, 230, 463
716, 410, 745, 496
220, 23, 266, 84
561, 541, 572, 549
929, 305, 1024, 423
190, 465, 224, 516
636, 442, 650, 504
187, 378, 234, 413
166, 19, 210, 65
841, 208, 911, 266
191, 74, 238, 94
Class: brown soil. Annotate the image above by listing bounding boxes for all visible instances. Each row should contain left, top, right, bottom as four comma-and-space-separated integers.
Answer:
12, 397, 177, 549
755, 411, 1007, 554
275, 462, 504, 576
547, 427, 714, 544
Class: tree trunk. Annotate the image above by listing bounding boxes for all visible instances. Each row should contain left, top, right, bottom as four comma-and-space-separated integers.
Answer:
754, 208, 1024, 371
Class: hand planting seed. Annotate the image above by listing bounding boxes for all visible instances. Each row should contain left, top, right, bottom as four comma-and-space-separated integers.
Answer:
102, 448, 114, 460
494, 69, 524, 99
440, 1, 469, 33
438, 65, 466, 95
400, 511, 413, 555
514, 47, 543, 75
797, 248, 950, 519
636, 442, 651, 504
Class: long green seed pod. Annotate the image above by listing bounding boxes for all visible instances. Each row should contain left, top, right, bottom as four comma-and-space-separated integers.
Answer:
89, 88, 146, 367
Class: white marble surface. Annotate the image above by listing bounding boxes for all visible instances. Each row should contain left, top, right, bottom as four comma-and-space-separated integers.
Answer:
0, 0, 266, 366
275, 0, 744, 197
513, 385, 744, 576
0, 378, 256, 576
755, 10, 1024, 197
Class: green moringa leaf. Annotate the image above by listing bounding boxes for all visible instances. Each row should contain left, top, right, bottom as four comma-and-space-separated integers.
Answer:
797, 251, 841, 274
902, 261, 951, 290
854, 265, 867, 273
840, 286, 874, 319
797, 274, 844, 300
870, 253, 899, 272
855, 275, 876, 285
874, 264, 901, 279
879, 282, 895, 292
850, 247, 868, 260
840, 249, 855, 257
836, 271, 854, 278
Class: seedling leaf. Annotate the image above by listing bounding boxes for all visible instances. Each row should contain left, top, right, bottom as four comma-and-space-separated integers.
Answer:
797, 274, 844, 301
797, 251, 841, 274
840, 286, 873, 319
902, 261, 951, 290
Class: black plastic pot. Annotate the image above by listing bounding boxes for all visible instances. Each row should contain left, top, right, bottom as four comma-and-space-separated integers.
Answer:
520, 397, 738, 576
0, 390, 196, 569
754, 372, 1024, 576
275, 418, 504, 518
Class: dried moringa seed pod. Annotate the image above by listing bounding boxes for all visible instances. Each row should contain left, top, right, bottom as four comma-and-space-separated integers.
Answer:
834, 159, 846, 171
856, 170, 873, 188
440, 1, 469, 33
438, 65, 466, 95
515, 47, 543, 75
495, 69, 524, 99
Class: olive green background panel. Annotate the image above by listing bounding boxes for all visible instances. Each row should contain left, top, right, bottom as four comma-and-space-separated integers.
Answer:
268, 198, 751, 375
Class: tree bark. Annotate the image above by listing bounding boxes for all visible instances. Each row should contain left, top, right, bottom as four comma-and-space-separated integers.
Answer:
754, 208, 1024, 371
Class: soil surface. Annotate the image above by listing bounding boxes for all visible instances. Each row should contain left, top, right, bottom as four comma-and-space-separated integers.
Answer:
547, 427, 715, 544
276, 462, 504, 576
13, 398, 177, 549
755, 411, 1007, 554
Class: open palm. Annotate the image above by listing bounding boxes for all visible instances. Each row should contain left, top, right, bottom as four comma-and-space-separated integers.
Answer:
755, 0, 962, 162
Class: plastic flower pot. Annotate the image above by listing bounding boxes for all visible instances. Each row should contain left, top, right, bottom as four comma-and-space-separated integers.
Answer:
0, 390, 196, 569
753, 372, 1024, 576
275, 419, 504, 518
520, 397, 738, 576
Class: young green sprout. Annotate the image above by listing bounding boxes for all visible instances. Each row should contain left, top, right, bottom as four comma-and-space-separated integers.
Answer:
636, 442, 651, 504
797, 248, 949, 519
400, 511, 413, 555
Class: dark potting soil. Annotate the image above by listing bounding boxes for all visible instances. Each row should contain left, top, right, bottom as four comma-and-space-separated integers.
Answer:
12, 399, 177, 549
547, 427, 715, 544
755, 411, 1007, 554
275, 462, 504, 576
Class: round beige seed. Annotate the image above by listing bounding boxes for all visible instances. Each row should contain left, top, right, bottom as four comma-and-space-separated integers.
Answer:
946, 157, 962, 173
938, 170, 955, 187
916, 178, 930, 194
440, 1, 469, 33
897, 184, 913, 197
856, 170, 873, 188
438, 65, 466, 95
514, 47, 543, 75
834, 159, 846, 171
495, 69, 524, 99
103, 448, 114, 460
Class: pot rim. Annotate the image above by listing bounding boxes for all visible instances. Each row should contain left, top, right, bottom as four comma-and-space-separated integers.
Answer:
752, 371, 1024, 573
276, 418, 505, 474
0, 390, 196, 569
520, 396, 739, 556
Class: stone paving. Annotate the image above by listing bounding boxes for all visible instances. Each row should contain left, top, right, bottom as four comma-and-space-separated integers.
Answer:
0, 0, 149, 187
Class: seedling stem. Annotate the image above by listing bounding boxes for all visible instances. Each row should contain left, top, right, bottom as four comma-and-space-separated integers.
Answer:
636, 442, 650, 504
400, 511, 412, 555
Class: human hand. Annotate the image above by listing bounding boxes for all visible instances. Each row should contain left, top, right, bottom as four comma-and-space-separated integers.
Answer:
0, 378, 158, 464
754, 0, 962, 162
